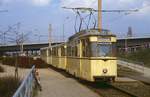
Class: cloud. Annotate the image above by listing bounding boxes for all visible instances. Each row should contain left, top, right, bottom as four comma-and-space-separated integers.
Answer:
31, 0, 52, 6
60, 0, 142, 10
60, 0, 97, 8
141, 1, 150, 14
130, 1, 150, 17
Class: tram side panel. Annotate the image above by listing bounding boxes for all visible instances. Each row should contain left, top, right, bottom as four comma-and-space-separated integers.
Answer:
80, 59, 92, 81
40, 48, 48, 63
59, 45, 67, 70
66, 43, 81, 77
48, 48, 52, 65
59, 56, 67, 70
67, 57, 80, 77
51, 47, 59, 67
51, 45, 67, 70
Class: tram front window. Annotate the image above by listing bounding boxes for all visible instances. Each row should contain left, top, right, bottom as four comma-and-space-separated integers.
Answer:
97, 44, 112, 57
91, 43, 115, 57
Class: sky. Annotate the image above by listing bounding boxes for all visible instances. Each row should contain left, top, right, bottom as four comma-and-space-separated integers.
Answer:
0, 0, 150, 44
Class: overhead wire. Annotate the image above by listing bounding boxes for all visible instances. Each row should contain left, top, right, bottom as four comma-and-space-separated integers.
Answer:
105, 2, 150, 26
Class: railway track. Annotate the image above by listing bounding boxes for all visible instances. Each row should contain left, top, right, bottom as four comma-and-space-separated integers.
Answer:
83, 81, 150, 97
93, 82, 133, 97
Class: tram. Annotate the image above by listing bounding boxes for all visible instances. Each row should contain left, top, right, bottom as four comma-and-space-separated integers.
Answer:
40, 29, 117, 82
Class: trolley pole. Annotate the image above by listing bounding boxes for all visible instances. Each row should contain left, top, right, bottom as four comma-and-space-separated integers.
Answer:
98, 0, 102, 32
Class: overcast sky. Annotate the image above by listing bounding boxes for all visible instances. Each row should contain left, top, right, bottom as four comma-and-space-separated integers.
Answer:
0, 0, 150, 43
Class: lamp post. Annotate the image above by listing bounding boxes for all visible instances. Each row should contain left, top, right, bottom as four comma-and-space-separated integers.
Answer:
62, 17, 69, 42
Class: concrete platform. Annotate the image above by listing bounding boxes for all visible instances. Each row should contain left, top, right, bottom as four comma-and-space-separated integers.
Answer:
115, 77, 138, 82
37, 68, 100, 97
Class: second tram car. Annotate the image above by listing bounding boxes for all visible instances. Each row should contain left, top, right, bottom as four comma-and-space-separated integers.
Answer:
40, 29, 117, 82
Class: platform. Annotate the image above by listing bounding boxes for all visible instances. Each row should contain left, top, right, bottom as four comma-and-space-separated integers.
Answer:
37, 68, 100, 97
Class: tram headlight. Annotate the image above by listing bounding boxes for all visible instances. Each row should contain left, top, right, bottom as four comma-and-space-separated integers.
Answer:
103, 69, 108, 74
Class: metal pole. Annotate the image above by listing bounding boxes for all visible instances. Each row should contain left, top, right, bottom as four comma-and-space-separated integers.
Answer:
98, 0, 102, 32
63, 23, 65, 42
125, 35, 128, 54
21, 32, 24, 55
48, 24, 52, 48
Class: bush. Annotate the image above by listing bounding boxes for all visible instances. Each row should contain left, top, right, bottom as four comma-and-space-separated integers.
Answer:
0, 66, 4, 72
0, 57, 3, 63
2, 56, 49, 68
0, 76, 20, 97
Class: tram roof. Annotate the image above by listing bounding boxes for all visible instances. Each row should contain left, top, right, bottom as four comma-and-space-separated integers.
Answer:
68, 29, 116, 41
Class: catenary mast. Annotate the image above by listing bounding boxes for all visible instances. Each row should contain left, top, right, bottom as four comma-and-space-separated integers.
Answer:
98, 0, 102, 32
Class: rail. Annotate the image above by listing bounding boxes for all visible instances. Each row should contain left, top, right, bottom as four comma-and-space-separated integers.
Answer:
12, 65, 36, 97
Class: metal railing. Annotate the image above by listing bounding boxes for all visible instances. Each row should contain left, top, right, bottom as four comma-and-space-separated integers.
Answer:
13, 66, 36, 97
118, 57, 144, 66
118, 58, 145, 74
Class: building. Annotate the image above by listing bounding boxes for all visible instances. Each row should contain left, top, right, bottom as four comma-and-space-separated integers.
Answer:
117, 37, 150, 53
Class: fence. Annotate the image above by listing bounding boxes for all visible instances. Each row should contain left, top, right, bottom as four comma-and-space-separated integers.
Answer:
13, 65, 36, 97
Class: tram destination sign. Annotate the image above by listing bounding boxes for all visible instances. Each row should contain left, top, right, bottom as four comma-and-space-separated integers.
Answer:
98, 37, 111, 42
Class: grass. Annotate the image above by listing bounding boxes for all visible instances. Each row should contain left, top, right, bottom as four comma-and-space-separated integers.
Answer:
118, 48, 150, 67
0, 76, 20, 97
1, 56, 49, 68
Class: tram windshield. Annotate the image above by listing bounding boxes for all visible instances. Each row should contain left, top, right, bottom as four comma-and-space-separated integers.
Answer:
97, 43, 112, 57
91, 43, 116, 57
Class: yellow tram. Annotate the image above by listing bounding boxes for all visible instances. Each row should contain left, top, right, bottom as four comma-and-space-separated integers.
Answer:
40, 29, 117, 82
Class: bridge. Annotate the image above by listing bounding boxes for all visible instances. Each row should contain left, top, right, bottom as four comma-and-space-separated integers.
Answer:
0, 37, 150, 56
0, 43, 61, 56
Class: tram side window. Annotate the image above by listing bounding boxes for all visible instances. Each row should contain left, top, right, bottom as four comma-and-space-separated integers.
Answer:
49, 49, 51, 56
52, 48, 55, 56
56, 47, 58, 56
112, 43, 116, 57
52, 47, 58, 56
67, 46, 71, 56
74, 46, 78, 57
82, 39, 90, 57
91, 43, 97, 57
61, 46, 66, 56
42, 50, 47, 56
71, 46, 74, 56
41, 50, 44, 56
